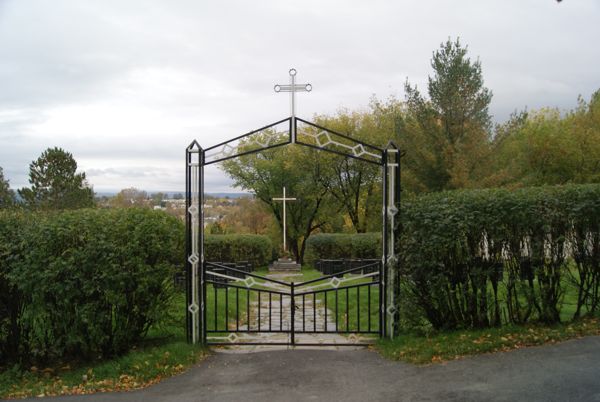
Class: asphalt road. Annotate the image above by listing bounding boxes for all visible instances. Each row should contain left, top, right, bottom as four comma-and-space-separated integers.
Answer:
10, 336, 600, 402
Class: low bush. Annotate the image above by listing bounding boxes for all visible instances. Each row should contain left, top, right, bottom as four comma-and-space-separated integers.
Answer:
305, 233, 382, 264
204, 234, 271, 267
0, 208, 184, 364
0, 211, 31, 362
400, 184, 600, 330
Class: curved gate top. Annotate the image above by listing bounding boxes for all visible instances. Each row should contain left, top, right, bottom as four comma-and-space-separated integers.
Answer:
185, 69, 401, 345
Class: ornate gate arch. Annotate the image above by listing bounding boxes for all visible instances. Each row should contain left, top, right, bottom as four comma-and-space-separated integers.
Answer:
185, 69, 401, 346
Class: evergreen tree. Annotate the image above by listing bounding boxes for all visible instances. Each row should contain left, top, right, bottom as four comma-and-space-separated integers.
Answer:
18, 147, 94, 210
403, 38, 493, 191
0, 167, 16, 209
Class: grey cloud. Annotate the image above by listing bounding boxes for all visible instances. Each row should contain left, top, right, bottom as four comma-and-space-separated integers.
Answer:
0, 0, 599, 192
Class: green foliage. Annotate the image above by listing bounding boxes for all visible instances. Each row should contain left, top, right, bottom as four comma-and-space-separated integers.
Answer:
400, 184, 600, 330
401, 37, 492, 191
305, 233, 381, 264
378, 317, 600, 365
0, 210, 29, 361
0, 292, 207, 399
221, 138, 331, 264
18, 147, 95, 210
204, 234, 272, 267
314, 111, 386, 233
489, 91, 600, 187
0, 208, 183, 363
0, 167, 16, 209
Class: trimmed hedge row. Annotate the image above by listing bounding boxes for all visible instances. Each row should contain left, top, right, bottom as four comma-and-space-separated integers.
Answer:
204, 234, 272, 267
401, 184, 600, 330
0, 208, 183, 363
305, 233, 381, 265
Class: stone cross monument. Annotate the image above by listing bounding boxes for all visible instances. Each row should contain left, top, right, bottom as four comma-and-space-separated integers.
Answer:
270, 186, 301, 272
272, 186, 296, 252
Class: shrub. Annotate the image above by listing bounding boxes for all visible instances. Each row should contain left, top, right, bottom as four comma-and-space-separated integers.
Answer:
400, 184, 600, 330
305, 233, 382, 264
0, 211, 31, 362
3, 208, 183, 362
204, 234, 271, 267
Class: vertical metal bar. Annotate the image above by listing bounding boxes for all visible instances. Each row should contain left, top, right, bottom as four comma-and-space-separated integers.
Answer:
280, 294, 283, 331
214, 286, 217, 331
269, 293, 272, 331
368, 285, 371, 332
247, 288, 250, 331
236, 287, 239, 331
225, 286, 229, 331
346, 287, 349, 333
382, 150, 389, 338
200, 153, 206, 344
302, 294, 305, 332
313, 293, 317, 332
335, 289, 339, 331
185, 147, 191, 343
394, 147, 402, 337
324, 291, 328, 332
291, 282, 295, 345
357, 286, 360, 332
258, 291, 261, 331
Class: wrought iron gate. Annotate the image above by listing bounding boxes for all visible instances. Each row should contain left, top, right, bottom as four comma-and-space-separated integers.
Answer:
185, 69, 402, 345
203, 261, 381, 346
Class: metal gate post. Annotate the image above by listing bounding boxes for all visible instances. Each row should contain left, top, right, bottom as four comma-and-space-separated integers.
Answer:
291, 281, 295, 345
381, 150, 388, 338
185, 141, 203, 345
385, 142, 401, 339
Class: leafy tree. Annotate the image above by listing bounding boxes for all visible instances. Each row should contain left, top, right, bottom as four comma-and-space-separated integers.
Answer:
220, 196, 275, 235
489, 90, 600, 186
150, 192, 165, 206
0, 167, 16, 209
18, 147, 94, 210
314, 111, 385, 232
402, 38, 493, 191
222, 135, 331, 264
111, 187, 148, 208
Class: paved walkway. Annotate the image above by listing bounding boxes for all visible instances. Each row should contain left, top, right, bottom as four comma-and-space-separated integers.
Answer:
13, 336, 600, 402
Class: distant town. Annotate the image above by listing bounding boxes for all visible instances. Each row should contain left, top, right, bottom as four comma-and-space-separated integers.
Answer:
95, 189, 274, 235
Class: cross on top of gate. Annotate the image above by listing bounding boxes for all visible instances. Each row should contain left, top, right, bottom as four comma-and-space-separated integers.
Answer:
274, 68, 312, 119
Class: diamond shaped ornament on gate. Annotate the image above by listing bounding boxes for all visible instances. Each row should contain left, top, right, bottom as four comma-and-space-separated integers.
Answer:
243, 276, 256, 288
188, 303, 199, 314
188, 254, 200, 265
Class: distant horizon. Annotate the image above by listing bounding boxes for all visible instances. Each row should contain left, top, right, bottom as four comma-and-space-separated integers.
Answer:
94, 190, 251, 198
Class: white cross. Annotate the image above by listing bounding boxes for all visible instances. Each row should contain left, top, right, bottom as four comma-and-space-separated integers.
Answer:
272, 186, 296, 252
274, 68, 312, 141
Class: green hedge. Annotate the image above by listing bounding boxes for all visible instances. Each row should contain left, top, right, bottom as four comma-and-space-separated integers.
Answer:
305, 233, 381, 264
0, 208, 183, 363
204, 234, 272, 267
0, 211, 29, 362
401, 184, 600, 330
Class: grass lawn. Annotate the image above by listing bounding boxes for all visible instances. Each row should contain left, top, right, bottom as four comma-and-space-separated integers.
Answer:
5, 265, 597, 398
377, 316, 600, 365
205, 283, 251, 332
0, 292, 208, 399
294, 266, 381, 333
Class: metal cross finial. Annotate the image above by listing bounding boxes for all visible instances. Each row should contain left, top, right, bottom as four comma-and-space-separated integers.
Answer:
274, 68, 312, 119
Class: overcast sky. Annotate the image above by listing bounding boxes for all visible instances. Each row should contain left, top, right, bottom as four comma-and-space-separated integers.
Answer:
1, 0, 598, 193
